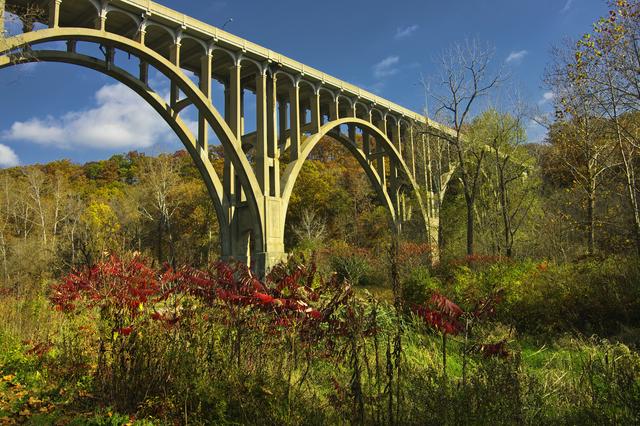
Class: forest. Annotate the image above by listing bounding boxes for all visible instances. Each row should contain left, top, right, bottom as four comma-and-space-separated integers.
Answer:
1, 0, 640, 424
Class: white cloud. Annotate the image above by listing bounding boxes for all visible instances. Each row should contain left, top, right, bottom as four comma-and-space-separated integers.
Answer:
373, 56, 400, 79
538, 91, 555, 105
0, 144, 19, 168
561, 0, 574, 13
395, 25, 419, 40
2, 83, 186, 150
505, 50, 528, 64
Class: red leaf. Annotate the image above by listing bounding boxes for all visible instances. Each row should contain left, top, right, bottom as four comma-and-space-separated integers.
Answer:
254, 292, 274, 304
118, 326, 133, 336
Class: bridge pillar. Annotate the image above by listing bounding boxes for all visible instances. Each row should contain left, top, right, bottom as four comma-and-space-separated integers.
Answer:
48, 0, 62, 28
289, 82, 301, 161
255, 196, 287, 273
267, 74, 280, 197
198, 53, 212, 152
310, 89, 321, 134
0, 0, 4, 36
94, 9, 106, 31
427, 216, 440, 263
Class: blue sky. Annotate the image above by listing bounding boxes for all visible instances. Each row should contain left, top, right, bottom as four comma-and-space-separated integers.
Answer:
0, 0, 607, 167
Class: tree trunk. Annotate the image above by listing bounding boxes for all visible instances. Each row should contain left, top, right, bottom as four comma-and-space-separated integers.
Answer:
616, 129, 640, 256
465, 194, 475, 256
157, 218, 163, 262
587, 185, 596, 255
498, 170, 513, 257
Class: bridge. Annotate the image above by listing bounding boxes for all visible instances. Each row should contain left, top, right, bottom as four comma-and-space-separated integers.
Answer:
0, 0, 456, 274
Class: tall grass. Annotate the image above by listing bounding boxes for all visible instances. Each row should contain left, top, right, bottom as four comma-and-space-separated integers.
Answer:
1, 255, 639, 424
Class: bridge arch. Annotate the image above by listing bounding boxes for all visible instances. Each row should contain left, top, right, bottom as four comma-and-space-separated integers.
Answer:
281, 117, 428, 237
0, 28, 268, 259
0, 48, 233, 253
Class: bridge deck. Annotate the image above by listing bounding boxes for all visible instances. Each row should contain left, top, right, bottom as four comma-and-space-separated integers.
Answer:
5, 0, 454, 137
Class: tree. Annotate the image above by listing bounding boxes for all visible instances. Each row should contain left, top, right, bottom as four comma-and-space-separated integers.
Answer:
572, 0, 640, 254
471, 108, 537, 257
0, 2, 46, 65
139, 154, 181, 265
429, 40, 503, 256
546, 43, 618, 255
292, 208, 327, 251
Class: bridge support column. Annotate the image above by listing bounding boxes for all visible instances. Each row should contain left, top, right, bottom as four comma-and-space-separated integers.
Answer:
289, 82, 300, 160
198, 52, 212, 152
427, 216, 440, 263
94, 9, 106, 31
169, 40, 181, 106
362, 130, 370, 160
254, 196, 287, 274
48, 0, 62, 28
224, 204, 253, 266
255, 70, 269, 194
0, 0, 5, 36
329, 97, 339, 121
310, 89, 321, 134
267, 74, 280, 197
376, 144, 387, 188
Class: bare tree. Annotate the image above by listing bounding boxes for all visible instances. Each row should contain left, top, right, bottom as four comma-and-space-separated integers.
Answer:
139, 154, 181, 265
473, 101, 537, 257
0, 2, 45, 66
546, 44, 617, 255
23, 167, 48, 245
571, 0, 640, 254
429, 40, 503, 255
293, 208, 326, 249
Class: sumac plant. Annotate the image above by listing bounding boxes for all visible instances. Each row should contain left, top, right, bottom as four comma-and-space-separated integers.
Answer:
49, 255, 378, 416
413, 292, 507, 379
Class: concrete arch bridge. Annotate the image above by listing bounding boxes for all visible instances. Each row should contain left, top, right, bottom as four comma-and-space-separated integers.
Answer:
0, 0, 456, 274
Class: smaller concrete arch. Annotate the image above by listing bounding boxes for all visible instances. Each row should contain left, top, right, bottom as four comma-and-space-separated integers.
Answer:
384, 112, 398, 126
105, 6, 141, 26
273, 69, 296, 87
337, 93, 353, 106
318, 86, 336, 101
237, 54, 265, 73
398, 116, 410, 127
210, 45, 236, 70
337, 93, 354, 118
298, 79, 316, 93
58, 0, 100, 29
180, 34, 208, 54
85, 0, 102, 13
355, 100, 370, 121
104, 7, 141, 39
371, 107, 385, 122
143, 20, 176, 42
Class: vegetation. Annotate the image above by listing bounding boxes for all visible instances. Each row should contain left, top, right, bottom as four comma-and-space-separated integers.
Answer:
1, 0, 640, 424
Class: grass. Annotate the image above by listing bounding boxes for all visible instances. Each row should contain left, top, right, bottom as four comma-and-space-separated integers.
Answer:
1, 256, 640, 424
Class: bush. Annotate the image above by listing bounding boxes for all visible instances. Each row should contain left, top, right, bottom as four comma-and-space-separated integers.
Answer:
437, 256, 640, 338
499, 256, 640, 337
329, 246, 372, 286
402, 266, 441, 305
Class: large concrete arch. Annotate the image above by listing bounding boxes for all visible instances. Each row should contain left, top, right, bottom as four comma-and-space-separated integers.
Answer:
0, 28, 267, 261
0, 49, 231, 248
280, 117, 429, 238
